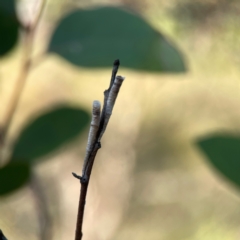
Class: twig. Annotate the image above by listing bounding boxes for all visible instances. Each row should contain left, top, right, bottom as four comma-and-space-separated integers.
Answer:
72, 59, 125, 240
82, 100, 101, 174
0, 0, 47, 147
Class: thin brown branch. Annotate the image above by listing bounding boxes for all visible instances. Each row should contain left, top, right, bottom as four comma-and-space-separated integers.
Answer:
72, 60, 125, 240
73, 143, 101, 240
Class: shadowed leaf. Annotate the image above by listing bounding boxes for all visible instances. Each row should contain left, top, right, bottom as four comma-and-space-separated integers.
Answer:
11, 106, 90, 163
0, 162, 30, 195
48, 6, 186, 72
0, 0, 19, 56
196, 135, 240, 188
0, 229, 8, 240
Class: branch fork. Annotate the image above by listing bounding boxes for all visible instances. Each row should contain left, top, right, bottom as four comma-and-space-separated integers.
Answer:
72, 59, 125, 240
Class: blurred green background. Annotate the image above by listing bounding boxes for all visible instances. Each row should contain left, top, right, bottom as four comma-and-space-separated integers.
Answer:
1, 0, 240, 239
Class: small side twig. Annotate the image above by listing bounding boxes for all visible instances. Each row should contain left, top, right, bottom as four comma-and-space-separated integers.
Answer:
72, 59, 125, 240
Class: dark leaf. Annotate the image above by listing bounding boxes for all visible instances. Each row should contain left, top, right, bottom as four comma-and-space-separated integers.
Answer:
11, 106, 90, 163
0, 229, 8, 240
196, 135, 240, 188
48, 6, 186, 72
0, 0, 19, 56
0, 162, 30, 195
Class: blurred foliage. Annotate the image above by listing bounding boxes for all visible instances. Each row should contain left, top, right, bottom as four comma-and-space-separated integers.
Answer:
1, 0, 240, 240
169, 0, 240, 192
169, 0, 240, 29
197, 135, 240, 189
0, 105, 90, 195
10, 106, 90, 164
0, 229, 8, 240
0, 162, 30, 195
49, 6, 186, 72
0, 0, 19, 56
0, 1, 186, 196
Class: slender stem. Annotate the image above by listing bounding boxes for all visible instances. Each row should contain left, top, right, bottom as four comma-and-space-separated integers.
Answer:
0, 0, 47, 147
82, 101, 101, 175
73, 60, 125, 240
74, 143, 100, 240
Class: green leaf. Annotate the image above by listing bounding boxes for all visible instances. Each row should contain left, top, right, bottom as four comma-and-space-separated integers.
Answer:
196, 135, 240, 188
11, 106, 90, 163
0, 162, 30, 195
48, 6, 186, 72
0, 229, 8, 240
0, 0, 19, 56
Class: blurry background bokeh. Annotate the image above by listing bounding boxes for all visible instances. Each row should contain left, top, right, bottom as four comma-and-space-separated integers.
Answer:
1, 0, 240, 239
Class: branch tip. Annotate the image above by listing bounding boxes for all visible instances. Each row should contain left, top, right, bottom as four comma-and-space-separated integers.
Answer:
114, 59, 120, 66
116, 75, 125, 81
92, 100, 101, 116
